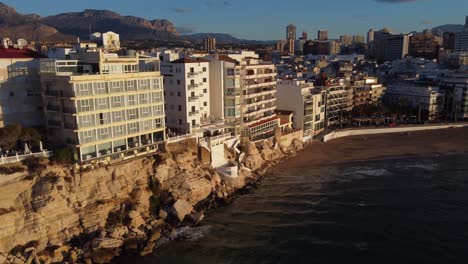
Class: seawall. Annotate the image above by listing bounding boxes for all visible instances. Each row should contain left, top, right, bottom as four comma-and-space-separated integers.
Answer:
323, 123, 468, 143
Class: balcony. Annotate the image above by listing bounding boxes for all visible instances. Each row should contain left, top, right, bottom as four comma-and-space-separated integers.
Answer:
187, 71, 201, 77
188, 95, 199, 102
188, 83, 198, 90
189, 110, 199, 116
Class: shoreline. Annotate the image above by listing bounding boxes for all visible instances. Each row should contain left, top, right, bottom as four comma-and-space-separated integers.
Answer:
116, 127, 468, 262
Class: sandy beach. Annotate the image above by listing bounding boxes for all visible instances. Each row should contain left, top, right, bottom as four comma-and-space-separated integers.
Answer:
283, 127, 468, 168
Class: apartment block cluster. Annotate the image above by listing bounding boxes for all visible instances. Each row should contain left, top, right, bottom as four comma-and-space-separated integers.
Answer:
1, 16, 468, 167
0, 33, 284, 167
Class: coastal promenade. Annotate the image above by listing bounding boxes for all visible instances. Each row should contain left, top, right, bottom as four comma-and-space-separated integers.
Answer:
323, 123, 468, 143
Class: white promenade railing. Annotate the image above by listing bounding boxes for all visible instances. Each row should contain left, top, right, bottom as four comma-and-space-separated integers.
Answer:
166, 134, 198, 144
0, 151, 54, 165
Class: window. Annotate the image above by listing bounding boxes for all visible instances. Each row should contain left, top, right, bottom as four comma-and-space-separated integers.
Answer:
98, 113, 110, 125
178, 105, 182, 111
97, 127, 110, 140
113, 124, 126, 137
192, 120, 196, 126
79, 115, 94, 128
154, 118, 162, 128
110, 81, 123, 93
141, 120, 152, 131
203, 102, 208, 107
152, 92, 162, 103
127, 122, 139, 134
203, 89, 207, 94
151, 78, 160, 89
177, 80, 181, 85
78, 99, 92, 112
170, 105, 175, 110
127, 94, 137, 106
202, 67, 207, 72
203, 78, 207, 83
190, 67, 194, 73
140, 106, 151, 118
170, 92, 174, 96
95, 98, 108, 110
177, 92, 181, 97
126, 80, 136, 92
111, 96, 124, 108
140, 93, 150, 104
152, 105, 163, 116
127, 108, 139, 120
80, 130, 95, 143
9, 92, 14, 97
179, 119, 182, 125
112, 110, 125, 122
138, 79, 150, 90
94, 82, 107, 94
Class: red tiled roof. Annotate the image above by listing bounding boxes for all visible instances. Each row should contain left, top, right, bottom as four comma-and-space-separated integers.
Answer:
171, 57, 210, 64
0, 48, 45, 59
248, 116, 279, 128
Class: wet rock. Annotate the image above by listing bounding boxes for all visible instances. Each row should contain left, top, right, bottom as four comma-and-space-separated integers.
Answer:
188, 212, 205, 225
171, 200, 193, 222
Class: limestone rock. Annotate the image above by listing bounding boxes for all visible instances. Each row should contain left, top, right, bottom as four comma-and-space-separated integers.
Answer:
188, 212, 205, 225
108, 226, 128, 239
158, 209, 168, 220
171, 200, 193, 222
92, 238, 124, 249
127, 210, 145, 229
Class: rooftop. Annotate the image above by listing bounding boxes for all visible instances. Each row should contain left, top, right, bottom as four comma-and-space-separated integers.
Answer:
171, 57, 210, 64
0, 48, 45, 59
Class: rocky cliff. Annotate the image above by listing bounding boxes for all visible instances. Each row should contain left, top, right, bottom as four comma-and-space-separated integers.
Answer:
0, 133, 306, 263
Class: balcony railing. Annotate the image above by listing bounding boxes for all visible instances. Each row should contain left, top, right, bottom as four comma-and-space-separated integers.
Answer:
188, 96, 199, 102
189, 110, 199, 116
188, 84, 198, 90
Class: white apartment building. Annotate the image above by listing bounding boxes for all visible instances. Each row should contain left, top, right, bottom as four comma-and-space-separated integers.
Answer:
385, 84, 445, 121
0, 48, 44, 128
276, 80, 325, 136
161, 57, 211, 134
40, 49, 165, 163
352, 77, 386, 107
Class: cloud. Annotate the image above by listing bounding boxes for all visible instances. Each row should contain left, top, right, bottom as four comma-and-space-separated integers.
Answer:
170, 8, 192, 13
373, 0, 421, 3
177, 24, 198, 34
205, 0, 231, 8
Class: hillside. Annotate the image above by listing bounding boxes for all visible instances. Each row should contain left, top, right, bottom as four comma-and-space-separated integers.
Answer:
0, 2, 179, 42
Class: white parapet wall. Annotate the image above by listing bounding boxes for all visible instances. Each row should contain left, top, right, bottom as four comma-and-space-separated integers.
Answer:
323, 123, 468, 143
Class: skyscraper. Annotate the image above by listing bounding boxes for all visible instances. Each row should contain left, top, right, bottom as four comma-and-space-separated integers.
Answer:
286, 24, 297, 40
301, 31, 308, 41
367, 28, 375, 44
340, 35, 352, 46
318, 30, 328, 41
203, 37, 216, 51
465, 16, 468, 30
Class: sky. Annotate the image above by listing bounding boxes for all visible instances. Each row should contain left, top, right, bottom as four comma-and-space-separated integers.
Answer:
3, 0, 468, 40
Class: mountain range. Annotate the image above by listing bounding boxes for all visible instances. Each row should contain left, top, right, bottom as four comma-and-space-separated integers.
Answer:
0, 2, 178, 42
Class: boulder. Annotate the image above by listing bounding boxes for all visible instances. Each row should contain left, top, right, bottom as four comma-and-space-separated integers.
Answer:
92, 238, 124, 249
158, 209, 168, 220
108, 226, 128, 239
188, 212, 205, 225
127, 210, 145, 229
171, 200, 193, 222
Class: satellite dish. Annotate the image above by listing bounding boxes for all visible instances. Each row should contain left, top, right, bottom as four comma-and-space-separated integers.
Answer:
17, 38, 28, 49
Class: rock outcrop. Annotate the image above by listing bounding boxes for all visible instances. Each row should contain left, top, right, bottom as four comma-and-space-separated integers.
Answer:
0, 131, 308, 263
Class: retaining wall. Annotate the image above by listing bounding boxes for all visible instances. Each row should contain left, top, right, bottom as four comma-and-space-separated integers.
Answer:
323, 123, 468, 143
